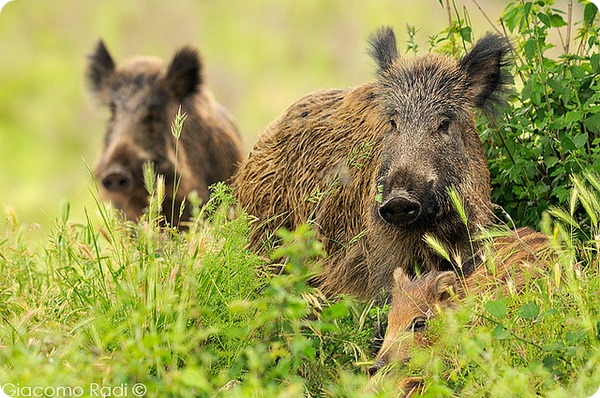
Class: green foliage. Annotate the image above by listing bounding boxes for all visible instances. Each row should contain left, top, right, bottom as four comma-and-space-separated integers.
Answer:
0, 186, 384, 397
486, 0, 600, 227
429, 0, 600, 228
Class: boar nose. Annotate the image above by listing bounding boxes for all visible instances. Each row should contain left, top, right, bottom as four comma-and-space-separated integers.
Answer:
101, 169, 134, 193
368, 358, 388, 377
379, 192, 421, 226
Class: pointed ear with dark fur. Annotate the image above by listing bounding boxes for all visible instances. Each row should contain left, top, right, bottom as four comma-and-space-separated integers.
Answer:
165, 46, 202, 101
459, 33, 512, 115
368, 26, 399, 73
87, 40, 116, 101
433, 271, 459, 302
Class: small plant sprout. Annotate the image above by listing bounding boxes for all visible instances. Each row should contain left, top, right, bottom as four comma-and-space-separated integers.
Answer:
143, 161, 157, 195
170, 106, 187, 227
448, 187, 468, 227
423, 233, 452, 263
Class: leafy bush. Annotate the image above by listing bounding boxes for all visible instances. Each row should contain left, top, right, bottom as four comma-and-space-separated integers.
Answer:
488, 0, 600, 228
429, 0, 599, 228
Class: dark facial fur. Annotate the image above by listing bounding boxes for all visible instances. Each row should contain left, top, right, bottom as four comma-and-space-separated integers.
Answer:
370, 28, 511, 235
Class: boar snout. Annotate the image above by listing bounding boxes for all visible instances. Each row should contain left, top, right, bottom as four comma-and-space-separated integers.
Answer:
379, 190, 421, 226
100, 166, 134, 193
368, 358, 388, 377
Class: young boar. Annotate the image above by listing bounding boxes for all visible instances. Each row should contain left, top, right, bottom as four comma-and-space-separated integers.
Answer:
233, 27, 512, 298
370, 227, 550, 375
88, 41, 244, 227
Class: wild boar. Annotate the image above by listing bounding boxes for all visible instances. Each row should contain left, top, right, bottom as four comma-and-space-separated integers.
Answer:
233, 27, 512, 298
370, 226, 550, 375
88, 40, 244, 227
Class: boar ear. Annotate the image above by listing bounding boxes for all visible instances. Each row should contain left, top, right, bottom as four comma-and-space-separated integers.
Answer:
87, 40, 116, 100
368, 26, 399, 73
165, 46, 202, 101
433, 271, 459, 302
393, 267, 411, 289
459, 33, 512, 115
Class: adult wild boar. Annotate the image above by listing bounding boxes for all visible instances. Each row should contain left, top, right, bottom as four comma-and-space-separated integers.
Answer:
233, 27, 512, 298
369, 227, 550, 375
88, 40, 244, 227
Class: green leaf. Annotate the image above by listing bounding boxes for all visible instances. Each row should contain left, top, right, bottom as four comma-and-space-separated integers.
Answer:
542, 354, 561, 372
560, 136, 576, 151
492, 324, 512, 339
502, 4, 520, 32
565, 330, 587, 344
523, 38, 537, 60
537, 12, 551, 27
544, 156, 559, 169
460, 26, 472, 43
584, 2, 598, 25
585, 113, 600, 134
521, 2, 533, 28
549, 13, 567, 28
565, 110, 583, 125
569, 65, 587, 80
547, 77, 565, 96
321, 301, 350, 320
543, 341, 565, 351
573, 133, 589, 149
518, 302, 540, 319
484, 299, 507, 319
592, 53, 600, 73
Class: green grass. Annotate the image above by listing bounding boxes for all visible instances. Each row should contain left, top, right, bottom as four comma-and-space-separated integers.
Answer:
0, 179, 599, 397
0, 184, 383, 397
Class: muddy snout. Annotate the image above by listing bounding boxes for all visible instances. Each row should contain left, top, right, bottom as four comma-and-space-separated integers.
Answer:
379, 190, 421, 226
99, 165, 135, 193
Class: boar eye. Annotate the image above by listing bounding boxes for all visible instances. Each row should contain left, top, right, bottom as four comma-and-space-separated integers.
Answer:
410, 317, 427, 332
145, 107, 162, 123
389, 119, 397, 130
437, 118, 451, 134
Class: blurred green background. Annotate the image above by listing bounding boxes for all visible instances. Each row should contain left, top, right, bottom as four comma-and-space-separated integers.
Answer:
0, 0, 511, 231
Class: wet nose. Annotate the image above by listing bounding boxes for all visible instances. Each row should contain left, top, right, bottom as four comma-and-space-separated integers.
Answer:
101, 170, 134, 193
379, 192, 421, 226
368, 358, 388, 377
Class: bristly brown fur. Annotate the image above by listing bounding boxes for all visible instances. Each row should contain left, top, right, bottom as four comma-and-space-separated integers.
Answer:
233, 27, 513, 298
